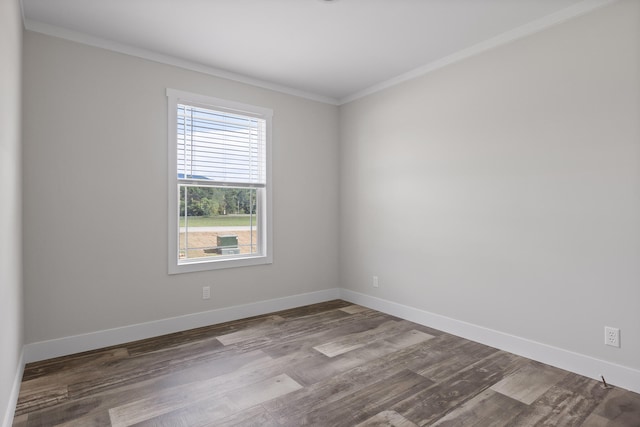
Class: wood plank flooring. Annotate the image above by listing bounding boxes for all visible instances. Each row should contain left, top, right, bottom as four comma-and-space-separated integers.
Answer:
12, 300, 640, 426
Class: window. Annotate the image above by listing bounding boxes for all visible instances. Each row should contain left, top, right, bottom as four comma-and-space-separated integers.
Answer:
167, 89, 272, 273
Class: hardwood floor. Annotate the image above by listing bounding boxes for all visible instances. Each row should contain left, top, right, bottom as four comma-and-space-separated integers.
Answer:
12, 300, 640, 426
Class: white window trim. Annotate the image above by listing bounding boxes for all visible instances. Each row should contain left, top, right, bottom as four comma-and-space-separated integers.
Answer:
167, 88, 273, 274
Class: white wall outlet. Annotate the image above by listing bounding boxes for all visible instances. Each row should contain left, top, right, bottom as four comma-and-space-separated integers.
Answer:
202, 286, 211, 300
372, 276, 379, 288
604, 326, 620, 347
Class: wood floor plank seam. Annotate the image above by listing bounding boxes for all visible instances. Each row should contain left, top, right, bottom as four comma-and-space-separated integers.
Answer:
12, 300, 640, 427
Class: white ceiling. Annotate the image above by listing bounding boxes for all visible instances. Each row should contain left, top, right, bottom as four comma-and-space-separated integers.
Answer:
21, 0, 612, 104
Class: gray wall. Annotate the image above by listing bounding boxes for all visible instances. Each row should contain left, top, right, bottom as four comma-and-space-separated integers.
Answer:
0, 0, 23, 421
22, 32, 340, 343
18, 0, 640, 380
339, 0, 640, 370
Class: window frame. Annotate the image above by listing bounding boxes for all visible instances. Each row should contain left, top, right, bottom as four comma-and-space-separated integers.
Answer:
167, 89, 273, 274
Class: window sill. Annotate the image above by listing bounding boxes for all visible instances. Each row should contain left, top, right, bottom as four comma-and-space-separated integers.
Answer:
168, 254, 272, 274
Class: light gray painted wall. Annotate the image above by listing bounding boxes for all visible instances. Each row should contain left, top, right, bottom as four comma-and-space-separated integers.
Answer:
22, 32, 340, 343
19, 0, 640, 378
339, 0, 640, 370
0, 0, 23, 421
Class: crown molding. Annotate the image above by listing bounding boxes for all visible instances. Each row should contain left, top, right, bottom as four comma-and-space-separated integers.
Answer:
339, 0, 618, 105
22, 18, 340, 106
20, 0, 618, 107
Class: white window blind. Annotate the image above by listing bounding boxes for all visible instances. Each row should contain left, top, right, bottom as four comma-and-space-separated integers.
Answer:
177, 104, 266, 187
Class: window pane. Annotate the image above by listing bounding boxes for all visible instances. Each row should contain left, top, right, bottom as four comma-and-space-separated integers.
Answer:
168, 90, 272, 273
179, 186, 259, 261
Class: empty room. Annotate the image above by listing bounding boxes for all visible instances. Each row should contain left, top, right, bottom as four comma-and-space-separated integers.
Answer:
2, 0, 639, 425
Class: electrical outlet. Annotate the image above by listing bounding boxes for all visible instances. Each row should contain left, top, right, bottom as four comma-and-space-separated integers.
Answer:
604, 326, 620, 347
372, 276, 379, 288
202, 286, 211, 300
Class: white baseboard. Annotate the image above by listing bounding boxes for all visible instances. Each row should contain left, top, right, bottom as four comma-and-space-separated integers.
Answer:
21, 287, 640, 394
24, 288, 340, 363
339, 289, 640, 394
2, 350, 24, 427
